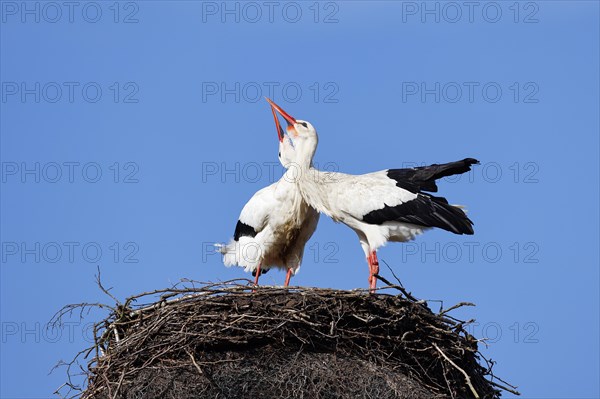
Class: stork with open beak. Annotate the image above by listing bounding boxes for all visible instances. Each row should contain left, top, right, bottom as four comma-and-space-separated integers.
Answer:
216, 105, 320, 286
266, 98, 478, 292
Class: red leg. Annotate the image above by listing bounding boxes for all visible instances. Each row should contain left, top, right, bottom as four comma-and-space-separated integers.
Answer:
368, 251, 380, 293
284, 269, 293, 287
253, 263, 261, 286
366, 253, 373, 290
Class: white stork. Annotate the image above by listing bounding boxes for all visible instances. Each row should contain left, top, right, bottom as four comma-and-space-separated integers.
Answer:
216, 105, 319, 286
266, 98, 478, 292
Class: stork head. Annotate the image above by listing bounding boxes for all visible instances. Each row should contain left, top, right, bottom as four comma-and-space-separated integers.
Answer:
266, 98, 318, 167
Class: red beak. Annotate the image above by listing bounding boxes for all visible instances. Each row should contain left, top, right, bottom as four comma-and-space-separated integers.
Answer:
265, 97, 296, 126
269, 103, 285, 142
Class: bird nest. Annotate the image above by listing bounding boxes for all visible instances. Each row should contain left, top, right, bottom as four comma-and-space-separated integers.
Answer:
53, 276, 519, 399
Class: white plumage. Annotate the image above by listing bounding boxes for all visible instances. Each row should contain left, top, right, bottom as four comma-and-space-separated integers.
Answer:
297, 169, 425, 248
217, 107, 319, 286
267, 98, 477, 291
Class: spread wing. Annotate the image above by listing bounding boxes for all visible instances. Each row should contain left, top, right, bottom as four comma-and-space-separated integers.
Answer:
328, 158, 478, 234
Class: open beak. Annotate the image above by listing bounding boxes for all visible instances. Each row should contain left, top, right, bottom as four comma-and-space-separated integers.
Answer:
266, 97, 296, 128
269, 103, 285, 142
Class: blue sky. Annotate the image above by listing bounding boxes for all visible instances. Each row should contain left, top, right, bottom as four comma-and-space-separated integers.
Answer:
1, 1, 598, 398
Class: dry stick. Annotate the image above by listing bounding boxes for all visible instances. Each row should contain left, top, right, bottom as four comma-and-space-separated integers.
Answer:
111, 369, 126, 399
476, 350, 520, 396
378, 259, 420, 302
440, 361, 456, 399
433, 343, 479, 399
378, 261, 448, 313
101, 372, 113, 399
187, 349, 204, 376
488, 380, 521, 396
373, 273, 420, 303
95, 267, 121, 306
439, 302, 476, 316
186, 349, 229, 398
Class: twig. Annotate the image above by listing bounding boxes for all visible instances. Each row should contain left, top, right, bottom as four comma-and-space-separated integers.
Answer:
439, 302, 476, 316
112, 369, 126, 399
379, 259, 420, 302
433, 343, 479, 399
489, 379, 521, 396
95, 267, 121, 306
374, 272, 420, 303
187, 349, 203, 376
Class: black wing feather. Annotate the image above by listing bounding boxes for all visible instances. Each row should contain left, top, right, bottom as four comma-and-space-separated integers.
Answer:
233, 221, 257, 241
362, 158, 478, 235
362, 194, 473, 234
388, 158, 479, 193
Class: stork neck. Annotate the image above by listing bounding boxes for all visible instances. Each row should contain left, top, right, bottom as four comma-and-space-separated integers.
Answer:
295, 135, 318, 170
294, 166, 334, 218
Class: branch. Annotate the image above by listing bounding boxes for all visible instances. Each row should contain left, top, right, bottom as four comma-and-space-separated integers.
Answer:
95, 266, 120, 306
439, 302, 476, 316
433, 343, 479, 399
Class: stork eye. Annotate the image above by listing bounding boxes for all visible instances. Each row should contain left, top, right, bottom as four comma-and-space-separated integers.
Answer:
300, 122, 307, 128
278, 151, 281, 157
